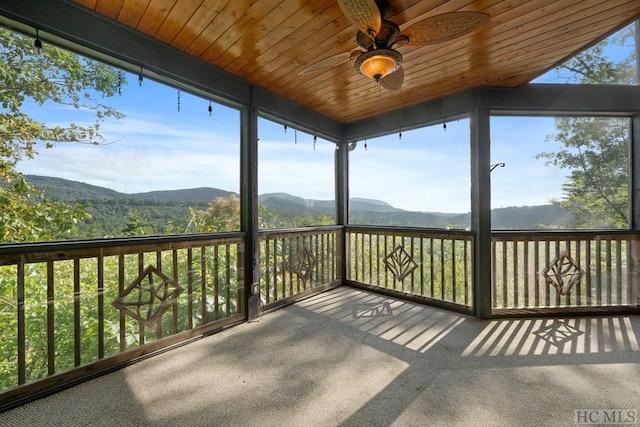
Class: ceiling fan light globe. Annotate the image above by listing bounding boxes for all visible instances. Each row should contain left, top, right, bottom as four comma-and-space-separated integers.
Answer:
354, 48, 402, 81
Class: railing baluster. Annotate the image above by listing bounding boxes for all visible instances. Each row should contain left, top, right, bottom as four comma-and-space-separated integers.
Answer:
565, 240, 571, 306
502, 241, 508, 308
201, 247, 207, 324
606, 239, 612, 305
451, 239, 457, 303
384, 234, 388, 288
575, 240, 582, 306
544, 240, 551, 307
491, 239, 497, 307
440, 238, 445, 300
410, 237, 416, 294
17, 259, 25, 385
586, 241, 592, 306
554, 240, 561, 307
225, 244, 231, 317
287, 238, 293, 296
513, 240, 519, 308
156, 251, 163, 338
213, 245, 219, 320
420, 238, 425, 296
264, 240, 271, 304
273, 239, 279, 301
281, 238, 287, 298
464, 239, 469, 306
368, 233, 373, 285
118, 254, 125, 352
627, 238, 635, 305
187, 248, 194, 329
429, 237, 434, 298
47, 261, 55, 376
172, 249, 179, 334
236, 243, 244, 314
316, 234, 321, 285
523, 239, 529, 307
354, 232, 360, 282
595, 238, 602, 305
376, 233, 381, 286
534, 240, 540, 308
616, 239, 622, 305
73, 259, 81, 367
137, 254, 145, 345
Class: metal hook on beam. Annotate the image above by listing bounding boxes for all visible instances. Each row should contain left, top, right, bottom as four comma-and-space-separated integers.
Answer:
490, 162, 505, 172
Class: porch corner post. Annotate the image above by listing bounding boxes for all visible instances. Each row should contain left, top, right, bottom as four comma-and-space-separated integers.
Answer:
631, 114, 640, 307
335, 140, 349, 283
241, 86, 260, 320
470, 104, 492, 318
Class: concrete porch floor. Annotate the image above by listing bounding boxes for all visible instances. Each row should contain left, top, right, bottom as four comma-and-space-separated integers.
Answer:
1, 286, 639, 426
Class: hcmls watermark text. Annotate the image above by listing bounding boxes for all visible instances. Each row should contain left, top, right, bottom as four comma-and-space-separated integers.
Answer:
575, 409, 638, 425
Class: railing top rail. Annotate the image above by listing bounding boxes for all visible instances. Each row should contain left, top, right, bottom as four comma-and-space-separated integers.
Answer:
258, 225, 343, 239
345, 225, 473, 239
0, 232, 245, 265
492, 229, 640, 240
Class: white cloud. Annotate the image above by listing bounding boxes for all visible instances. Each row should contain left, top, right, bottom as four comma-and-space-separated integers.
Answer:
16, 96, 574, 214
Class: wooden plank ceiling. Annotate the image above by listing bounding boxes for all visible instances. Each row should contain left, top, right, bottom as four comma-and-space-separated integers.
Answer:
72, 0, 640, 124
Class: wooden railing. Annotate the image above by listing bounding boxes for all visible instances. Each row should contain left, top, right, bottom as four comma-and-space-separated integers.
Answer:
0, 234, 245, 407
4, 226, 640, 409
492, 231, 640, 313
259, 226, 342, 310
345, 226, 474, 313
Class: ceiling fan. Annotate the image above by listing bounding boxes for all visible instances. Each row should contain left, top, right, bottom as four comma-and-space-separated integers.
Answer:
300, 0, 490, 91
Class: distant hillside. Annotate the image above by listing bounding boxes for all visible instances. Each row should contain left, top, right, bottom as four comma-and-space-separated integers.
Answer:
25, 175, 123, 200
131, 188, 236, 202
24, 175, 574, 230
26, 175, 236, 202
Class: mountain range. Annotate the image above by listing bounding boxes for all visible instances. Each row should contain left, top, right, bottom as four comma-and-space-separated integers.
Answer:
25, 175, 574, 229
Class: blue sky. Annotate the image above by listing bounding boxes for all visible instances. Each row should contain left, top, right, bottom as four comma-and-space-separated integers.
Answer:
14, 24, 636, 214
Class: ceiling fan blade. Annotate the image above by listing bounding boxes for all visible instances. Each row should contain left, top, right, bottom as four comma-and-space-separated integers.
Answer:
299, 52, 352, 75
337, 0, 382, 36
380, 66, 404, 91
402, 12, 490, 46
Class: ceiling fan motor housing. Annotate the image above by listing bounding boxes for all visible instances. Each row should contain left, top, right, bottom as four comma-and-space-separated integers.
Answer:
357, 19, 401, 50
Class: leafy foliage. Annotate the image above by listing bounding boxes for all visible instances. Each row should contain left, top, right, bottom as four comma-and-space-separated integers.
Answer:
0, 27, 124, 242
538, 26, 636, 228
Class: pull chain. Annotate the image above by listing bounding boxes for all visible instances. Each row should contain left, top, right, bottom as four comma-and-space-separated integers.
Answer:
117, 69, 123, 95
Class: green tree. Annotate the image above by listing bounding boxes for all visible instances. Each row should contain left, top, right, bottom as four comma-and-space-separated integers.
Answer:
189, 195, 279, 232
189, 195, 241, 232
0, 27, 125, 242
537, 26, 636, 228
121, 208, 152, 236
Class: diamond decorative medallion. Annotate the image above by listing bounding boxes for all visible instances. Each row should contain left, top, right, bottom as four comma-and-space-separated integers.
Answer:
541, 250, 585, 296
384, 245, 418, 281
113, 265, 184, 327
290, 246, 317, 283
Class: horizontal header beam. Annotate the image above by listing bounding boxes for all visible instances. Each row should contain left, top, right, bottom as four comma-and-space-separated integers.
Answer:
2, 1, 640, 142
